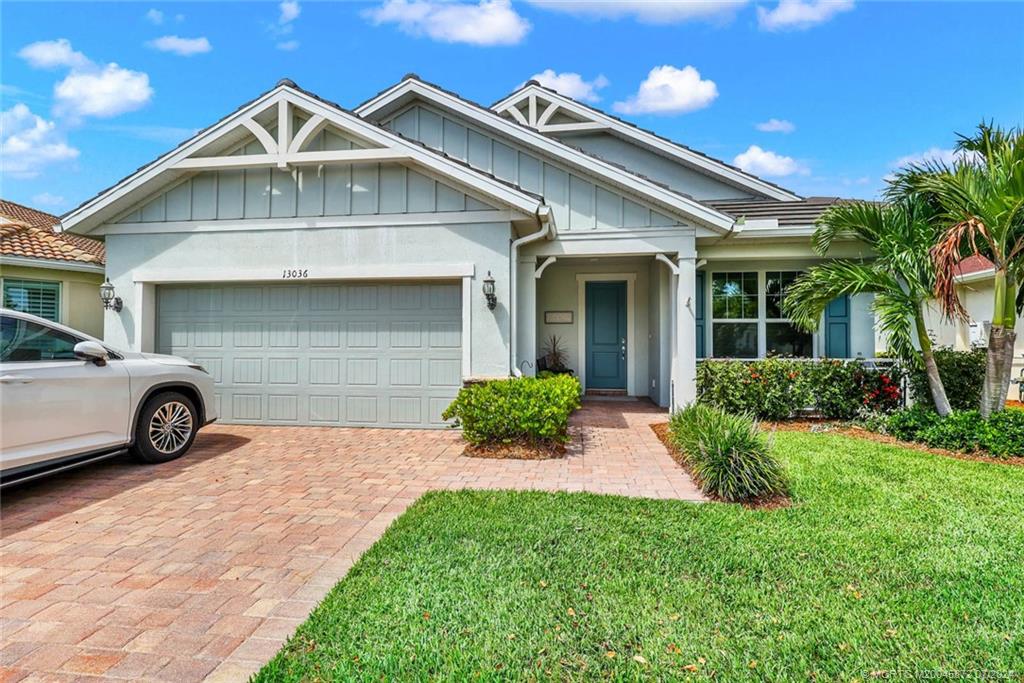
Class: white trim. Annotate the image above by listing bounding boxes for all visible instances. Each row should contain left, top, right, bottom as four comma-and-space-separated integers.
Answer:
62, 85, 544, 235
575, 273, 636, 395
955, 267, 996, 284
537, 122, 610, 134
95, 210, 521, 236
461, 276, 472, 379
0, 255, 105, 274
535, 256, 557, 279
171, 148, 410, 171
132, 262, 474, 284
356, 80, 735, 233
655, 253, 679, 275
240, 119, 278, 154
492, 84, 800, 202
554, 227, 691, 241
288, 114, 326, 154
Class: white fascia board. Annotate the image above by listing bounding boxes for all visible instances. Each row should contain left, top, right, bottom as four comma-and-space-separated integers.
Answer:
493, 85, 801, 203
132, 262, 474, 283
955, 267, 996, 284
95, 210, 520, 235
0, 255, 105, 274
356, 80, 735, 234
63, 86, 541, 235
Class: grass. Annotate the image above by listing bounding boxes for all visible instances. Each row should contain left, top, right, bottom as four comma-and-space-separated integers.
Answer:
256, 433, 1024, 681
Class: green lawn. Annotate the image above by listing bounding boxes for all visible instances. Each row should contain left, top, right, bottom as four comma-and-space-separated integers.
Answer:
256, 433, 1024, 681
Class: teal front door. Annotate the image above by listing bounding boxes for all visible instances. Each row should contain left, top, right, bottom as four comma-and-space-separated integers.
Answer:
585, 281, 627, 390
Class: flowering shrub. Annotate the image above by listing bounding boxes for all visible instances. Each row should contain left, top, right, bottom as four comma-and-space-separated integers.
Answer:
698, 359, 904, 420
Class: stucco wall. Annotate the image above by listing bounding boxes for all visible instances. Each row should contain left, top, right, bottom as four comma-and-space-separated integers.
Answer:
102, 221, 514, 378
0, 263, 105, 337
554, 132, 757, 201
535, 256, 654, 396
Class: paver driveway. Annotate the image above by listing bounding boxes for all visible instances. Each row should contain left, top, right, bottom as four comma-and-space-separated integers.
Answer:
1, 400, 702, 682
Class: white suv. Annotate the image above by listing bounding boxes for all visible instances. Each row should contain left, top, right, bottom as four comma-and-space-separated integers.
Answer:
1, 308, 218, 487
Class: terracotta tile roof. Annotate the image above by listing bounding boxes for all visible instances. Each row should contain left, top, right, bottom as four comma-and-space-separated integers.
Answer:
705, 196, 844, 226
955, 253, 995, 277
0, 199, 105, 266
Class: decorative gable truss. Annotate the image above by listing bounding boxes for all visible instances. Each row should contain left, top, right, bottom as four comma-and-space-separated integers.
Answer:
63, 82, 545, 235
496, 91, 610, 136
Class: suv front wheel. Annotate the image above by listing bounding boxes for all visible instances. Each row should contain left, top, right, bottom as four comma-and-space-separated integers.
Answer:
132, 392, 198, 464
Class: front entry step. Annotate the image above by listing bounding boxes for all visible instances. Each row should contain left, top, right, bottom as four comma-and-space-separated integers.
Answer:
586, 389, 628, 397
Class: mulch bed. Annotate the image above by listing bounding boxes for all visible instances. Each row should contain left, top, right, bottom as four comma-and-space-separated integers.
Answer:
462, 442, 568, 460
759, 419, 1024, 468
649, 423, 792, 510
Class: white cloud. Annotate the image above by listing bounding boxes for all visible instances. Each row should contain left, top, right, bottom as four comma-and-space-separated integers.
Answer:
145, 8, 164, 24
529, 0, 747, 24
734, 145, 809, 176
17, 39, 90, 70
147, 35, 212, 56
1, 103, 79, 178
525, 70, 609, 103
55, 63, 153, 119
755, 118, 795, 133
890, 147, 962, 169
32, 192, 66, 207
364, 0, 531, 46
279, 0, 301, 24
757, 0, 854, 31
277, 40, 300, 51
612, 65, 717, 115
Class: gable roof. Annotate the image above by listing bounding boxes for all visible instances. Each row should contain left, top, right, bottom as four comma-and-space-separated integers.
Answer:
706, 197, 841, 226
62, 80, 547, 235
0, 199, 105, 267
492, 81, 801, 203
355, 75, 736, 234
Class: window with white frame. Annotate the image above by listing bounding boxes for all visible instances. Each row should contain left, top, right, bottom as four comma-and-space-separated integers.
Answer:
2, 279, 61, 323
711, 272, 758, 358
709, 270, 812, 359
765, 271, 812, 357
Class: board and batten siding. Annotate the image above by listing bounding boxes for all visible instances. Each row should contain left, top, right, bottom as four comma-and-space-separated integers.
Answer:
118, 128, 495, 224
384, 104, 681, 232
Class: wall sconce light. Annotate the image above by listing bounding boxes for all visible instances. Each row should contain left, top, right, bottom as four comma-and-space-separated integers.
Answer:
99, 279, 123, 312
482, 271, 497, 310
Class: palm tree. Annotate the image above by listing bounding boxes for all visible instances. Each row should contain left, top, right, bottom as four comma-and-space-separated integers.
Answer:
892, 123, 1024, 417
783, 197, 953, 416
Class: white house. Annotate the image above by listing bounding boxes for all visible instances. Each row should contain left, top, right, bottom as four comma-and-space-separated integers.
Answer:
61, 76, 875, 428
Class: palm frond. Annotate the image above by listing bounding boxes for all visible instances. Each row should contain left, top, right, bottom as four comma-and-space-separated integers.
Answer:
782, 261, 906, 332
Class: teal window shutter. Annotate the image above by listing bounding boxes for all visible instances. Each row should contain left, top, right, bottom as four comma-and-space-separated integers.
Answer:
2, 279, 61, 322
695, 271, 705, 358
824, 295, 850, 358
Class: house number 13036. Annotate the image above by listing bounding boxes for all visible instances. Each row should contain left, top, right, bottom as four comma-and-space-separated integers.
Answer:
282, 269, 309, 279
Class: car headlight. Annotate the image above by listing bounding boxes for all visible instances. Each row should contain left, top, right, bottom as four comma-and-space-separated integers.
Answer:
187, 363, 209, 374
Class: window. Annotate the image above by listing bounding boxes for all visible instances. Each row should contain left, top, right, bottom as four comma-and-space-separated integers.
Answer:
2, 279, 61, 323
711, 272, 758, 358
765, 271, 812, 358
0, 315, 82, 362
706, 270, 814, 359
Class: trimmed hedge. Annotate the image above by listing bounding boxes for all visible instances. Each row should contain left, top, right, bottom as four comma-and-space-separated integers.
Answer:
908, 347, 986, 411
872, 405, 1024, 457
442, 375, 581, 446
697, 359, 904, 420
668, 403, 788, 502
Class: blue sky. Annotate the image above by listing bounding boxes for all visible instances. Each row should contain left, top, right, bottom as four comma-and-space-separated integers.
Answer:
3, 1, 1023, 213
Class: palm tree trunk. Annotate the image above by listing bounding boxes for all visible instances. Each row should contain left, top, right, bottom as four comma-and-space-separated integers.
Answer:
980, 271, 1018, 418
914, 308, 952, 417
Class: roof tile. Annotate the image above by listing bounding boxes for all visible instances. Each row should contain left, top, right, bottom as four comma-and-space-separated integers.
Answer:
1, 199, 105, 265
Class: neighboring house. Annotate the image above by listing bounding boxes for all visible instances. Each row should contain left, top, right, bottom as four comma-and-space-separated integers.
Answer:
60, 76, 874, 428
1, 199, 106, 337
924, 254, 1024, 398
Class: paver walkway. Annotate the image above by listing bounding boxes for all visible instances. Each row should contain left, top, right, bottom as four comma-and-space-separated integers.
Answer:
1, 400, 702, 682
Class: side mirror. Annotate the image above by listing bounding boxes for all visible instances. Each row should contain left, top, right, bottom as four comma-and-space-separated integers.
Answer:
74, 340, 110, 366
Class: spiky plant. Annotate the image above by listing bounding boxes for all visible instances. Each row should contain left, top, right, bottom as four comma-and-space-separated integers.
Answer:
783, 197, 953, 415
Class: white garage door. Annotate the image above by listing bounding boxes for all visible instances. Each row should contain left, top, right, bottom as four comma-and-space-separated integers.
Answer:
156, 281, 463, 428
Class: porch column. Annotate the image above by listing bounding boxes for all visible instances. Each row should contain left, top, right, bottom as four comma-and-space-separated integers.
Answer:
673, 256, 697, 409
515, 257, 537, 376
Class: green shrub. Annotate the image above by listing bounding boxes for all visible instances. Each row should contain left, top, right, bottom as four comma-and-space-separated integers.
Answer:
978, 409, 1024, 457
697, 359, 904, 420
882, 404, 943, 442
908, 347, 986, 411
668, 403, 788, 502
873, 406, 1024, 457
441, 375, 581, 446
